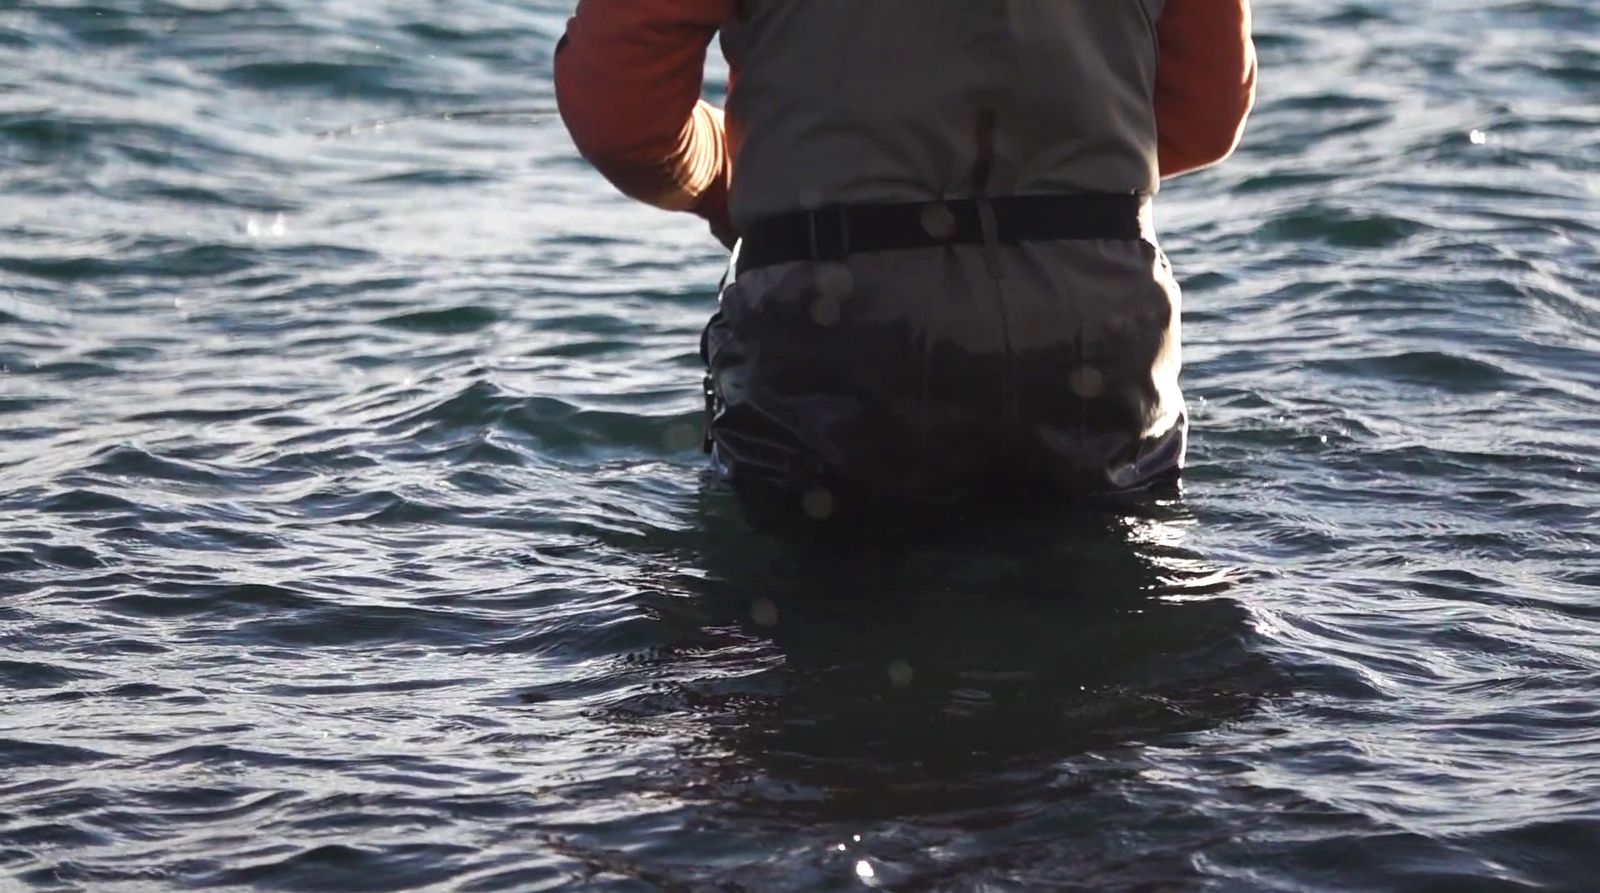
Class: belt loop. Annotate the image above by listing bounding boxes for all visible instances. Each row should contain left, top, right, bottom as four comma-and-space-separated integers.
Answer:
807, 208, 851, 262
975, 197, 1006, 280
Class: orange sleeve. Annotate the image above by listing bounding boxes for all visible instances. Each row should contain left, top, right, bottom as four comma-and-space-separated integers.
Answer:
554, 0, 736, 245
1154, 0, 1258, 178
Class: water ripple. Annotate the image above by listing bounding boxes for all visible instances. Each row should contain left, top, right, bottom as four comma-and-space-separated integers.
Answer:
0, 0, 1596, 890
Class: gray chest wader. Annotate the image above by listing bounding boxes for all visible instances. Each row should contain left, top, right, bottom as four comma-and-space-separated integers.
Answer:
701, 0, 1182, 514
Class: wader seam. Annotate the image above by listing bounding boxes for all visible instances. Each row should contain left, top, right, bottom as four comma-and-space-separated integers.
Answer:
1075, 328, 1088, 456
916, 252, 938, 492
970, 108, 1016, 465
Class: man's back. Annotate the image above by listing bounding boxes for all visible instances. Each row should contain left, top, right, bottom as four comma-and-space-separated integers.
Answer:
555, 1, 1255, 508
556, 1, 1253, 241
721, 0, 1163, 225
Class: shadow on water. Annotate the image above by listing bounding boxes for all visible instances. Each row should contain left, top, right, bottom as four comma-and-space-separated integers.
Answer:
597, 486, 1282, 885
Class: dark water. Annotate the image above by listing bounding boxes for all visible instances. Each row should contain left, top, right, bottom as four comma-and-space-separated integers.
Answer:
3, 1, 1598, 889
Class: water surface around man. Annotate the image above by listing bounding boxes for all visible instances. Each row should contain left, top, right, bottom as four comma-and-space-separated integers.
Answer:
1, 1, 1597, 889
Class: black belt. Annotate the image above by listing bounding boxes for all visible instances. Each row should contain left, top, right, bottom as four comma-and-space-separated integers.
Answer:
735, 193, 1144, 275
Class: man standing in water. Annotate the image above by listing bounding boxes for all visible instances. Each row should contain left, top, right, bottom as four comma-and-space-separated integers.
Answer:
555, 1, 1255, 511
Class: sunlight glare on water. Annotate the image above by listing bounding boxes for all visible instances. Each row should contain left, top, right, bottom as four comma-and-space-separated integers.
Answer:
0, 0, 1597, 890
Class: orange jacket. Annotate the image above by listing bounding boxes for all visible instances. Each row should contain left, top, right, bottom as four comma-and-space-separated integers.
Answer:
554, 1, 1255, 246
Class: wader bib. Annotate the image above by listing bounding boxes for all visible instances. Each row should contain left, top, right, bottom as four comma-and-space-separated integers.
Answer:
702, 0, 1184, 506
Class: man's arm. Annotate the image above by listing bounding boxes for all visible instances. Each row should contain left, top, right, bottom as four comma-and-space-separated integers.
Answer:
553, 0, 736, 245
1154, 0, 1257, 178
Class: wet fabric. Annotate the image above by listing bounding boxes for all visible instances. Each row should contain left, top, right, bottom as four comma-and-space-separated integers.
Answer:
703, 231, 1187, 507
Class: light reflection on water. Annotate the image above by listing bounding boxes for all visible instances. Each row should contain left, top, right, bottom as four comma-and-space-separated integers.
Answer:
1, 0, 1597, 889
